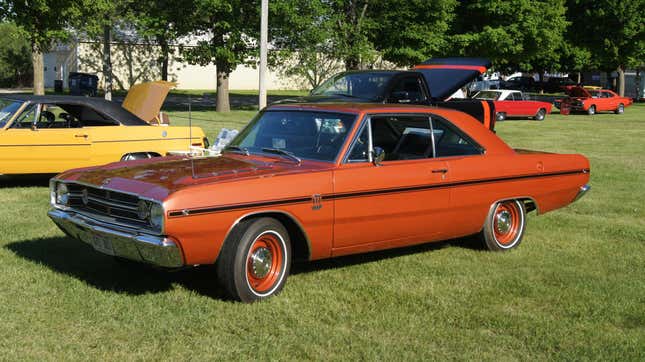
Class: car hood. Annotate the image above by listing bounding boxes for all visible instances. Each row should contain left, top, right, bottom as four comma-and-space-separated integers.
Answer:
58, 155, 328, 201
121, 81, 175, 123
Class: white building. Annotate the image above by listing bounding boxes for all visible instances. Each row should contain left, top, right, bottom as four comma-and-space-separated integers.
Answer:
44, 40, 304, 91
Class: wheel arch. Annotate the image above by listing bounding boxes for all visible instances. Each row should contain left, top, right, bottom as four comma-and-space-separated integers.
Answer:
221, 210, 312, 263
120, 152, 162, 161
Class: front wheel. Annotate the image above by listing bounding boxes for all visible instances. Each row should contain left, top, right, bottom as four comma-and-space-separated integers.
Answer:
534, 108, 546, 121
496, 112, 506, 122
587, 105, 596, 115
479, 200, 526, 251
615, 103, 624, 114
217, 217, 291, 302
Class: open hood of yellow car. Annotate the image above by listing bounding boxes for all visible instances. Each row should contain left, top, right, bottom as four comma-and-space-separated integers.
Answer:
122, 81, 176, 124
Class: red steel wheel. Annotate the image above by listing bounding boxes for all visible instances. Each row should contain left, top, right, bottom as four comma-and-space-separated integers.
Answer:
217, 217, 291, 302
245, 231, 285, 295
480, 199, 526, 251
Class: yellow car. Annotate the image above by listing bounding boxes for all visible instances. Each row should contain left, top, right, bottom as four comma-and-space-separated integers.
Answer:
0, 83, 207, 175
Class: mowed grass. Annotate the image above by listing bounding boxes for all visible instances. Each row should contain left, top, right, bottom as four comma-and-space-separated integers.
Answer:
1, 104, 644, 360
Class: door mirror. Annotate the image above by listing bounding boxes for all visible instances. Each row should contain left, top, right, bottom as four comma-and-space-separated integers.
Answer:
372, 146, 385, 166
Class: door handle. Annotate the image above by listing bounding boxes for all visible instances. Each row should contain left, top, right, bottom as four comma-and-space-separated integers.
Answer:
432, 168, 448, 173
74, 134, 88, 138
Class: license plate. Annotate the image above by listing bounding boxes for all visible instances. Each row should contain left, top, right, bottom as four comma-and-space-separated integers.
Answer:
91, 233, 115, 255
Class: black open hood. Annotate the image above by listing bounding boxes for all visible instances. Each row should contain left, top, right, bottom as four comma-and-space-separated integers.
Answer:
414, 58, 491, 100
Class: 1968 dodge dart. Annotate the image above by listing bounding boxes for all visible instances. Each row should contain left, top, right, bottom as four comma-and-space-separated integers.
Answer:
48, 103, 590, 302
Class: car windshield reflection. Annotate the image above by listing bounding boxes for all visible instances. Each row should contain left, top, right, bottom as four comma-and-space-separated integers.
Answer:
310, 72, 395, 99
0, 99, 24, 128
227, 110, 357, 162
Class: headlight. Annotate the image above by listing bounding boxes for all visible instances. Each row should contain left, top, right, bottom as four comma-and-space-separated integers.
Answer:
55, 183, 69, 206
149, 203, 164, 230
137, 200, 150, 220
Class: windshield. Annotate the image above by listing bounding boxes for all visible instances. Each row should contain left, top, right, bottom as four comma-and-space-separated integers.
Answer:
227, 110, 358, 162
472, 91, 501, 100
310, 72, 395, 99
0, 99, 24, 128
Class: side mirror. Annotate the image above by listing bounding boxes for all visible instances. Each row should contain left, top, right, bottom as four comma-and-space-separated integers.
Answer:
371, 146, 385, 166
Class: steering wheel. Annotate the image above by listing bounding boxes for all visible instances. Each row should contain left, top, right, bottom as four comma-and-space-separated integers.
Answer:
41, 110, 56, 128
59, 113, 74, 128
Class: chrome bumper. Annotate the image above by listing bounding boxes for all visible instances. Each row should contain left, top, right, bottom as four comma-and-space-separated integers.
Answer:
573, 184, 591, 202
48, 209, 183, 268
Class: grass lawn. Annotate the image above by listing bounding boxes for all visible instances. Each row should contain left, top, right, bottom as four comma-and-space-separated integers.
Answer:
0, 104, 643, 360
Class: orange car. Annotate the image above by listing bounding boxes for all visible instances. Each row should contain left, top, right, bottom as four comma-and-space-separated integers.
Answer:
560, 86, 633, 115
48, 103, 590, 302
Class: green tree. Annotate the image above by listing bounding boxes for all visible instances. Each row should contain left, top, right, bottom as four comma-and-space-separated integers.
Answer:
0, 22, 32, 87
179, 0, 260, 112
273, 0, 459, 79
130, 0, 183, 81
1, 0, 79, 94
74, 0, 133, 100
369, 0, 458, 67
566, 0, 645, 95
449, 0, 568, 77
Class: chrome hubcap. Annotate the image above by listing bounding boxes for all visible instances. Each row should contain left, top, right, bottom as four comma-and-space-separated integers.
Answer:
495, 210, 512, 234
250, 247, 272, 279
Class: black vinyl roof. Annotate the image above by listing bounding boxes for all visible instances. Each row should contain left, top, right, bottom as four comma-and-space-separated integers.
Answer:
0, 95, 148, 126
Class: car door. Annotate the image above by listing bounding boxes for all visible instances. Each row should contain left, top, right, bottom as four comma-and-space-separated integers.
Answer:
0, 103, 91, 174
331, 113, 450, 256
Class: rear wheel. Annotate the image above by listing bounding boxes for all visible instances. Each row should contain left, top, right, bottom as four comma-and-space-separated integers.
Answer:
479, 200, 526, 251
534, 108, 546, 121
217, 217, 291, 302
496, 112, 506, 122
587, 105, 596, 115
615, 103, 624, 114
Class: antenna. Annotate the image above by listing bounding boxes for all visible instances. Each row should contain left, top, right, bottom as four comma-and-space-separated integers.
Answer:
188, 95, 192, 150
189, 95, 196, 179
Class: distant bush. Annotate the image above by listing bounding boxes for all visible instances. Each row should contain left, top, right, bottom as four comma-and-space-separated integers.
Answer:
0, 22, 32, 88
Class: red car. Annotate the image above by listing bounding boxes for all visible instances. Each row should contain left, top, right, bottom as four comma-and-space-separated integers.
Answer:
48, 103, 591, 302
472, 90, 553, 121
560, 87, 633, 115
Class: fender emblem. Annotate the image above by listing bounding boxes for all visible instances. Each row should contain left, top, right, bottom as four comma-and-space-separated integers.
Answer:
101, 178, 111, 187
312, 194, 322, 210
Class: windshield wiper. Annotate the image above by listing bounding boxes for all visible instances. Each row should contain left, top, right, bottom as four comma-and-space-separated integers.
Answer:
223, 145, 249, 155
261, 148, 301, 165
327, 93, 365, 99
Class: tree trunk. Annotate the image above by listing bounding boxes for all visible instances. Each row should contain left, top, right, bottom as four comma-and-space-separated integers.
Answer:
159, 37, 169, 81
617, 66, 625, 97
103, 24, 113, 100
216, 66, 230, 112
32, 46, 44, 95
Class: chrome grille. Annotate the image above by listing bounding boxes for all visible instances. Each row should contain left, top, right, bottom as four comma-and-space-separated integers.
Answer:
66, 183, 150, 228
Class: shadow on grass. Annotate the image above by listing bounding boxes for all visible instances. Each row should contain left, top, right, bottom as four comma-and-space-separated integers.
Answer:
5, 236, 227, 299
291, 236, 484, 275
6, 234, 484, 299
0, 174, 55, 188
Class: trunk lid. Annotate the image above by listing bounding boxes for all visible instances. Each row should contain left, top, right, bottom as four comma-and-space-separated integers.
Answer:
122, 81, 175, 124
413, 58, 492, 100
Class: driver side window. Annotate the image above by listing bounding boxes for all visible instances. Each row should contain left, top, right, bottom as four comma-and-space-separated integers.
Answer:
11, 104, 37, 128
36, 104, 79, 129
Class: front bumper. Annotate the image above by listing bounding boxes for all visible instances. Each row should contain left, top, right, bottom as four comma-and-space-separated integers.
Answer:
48, 209, 183, 268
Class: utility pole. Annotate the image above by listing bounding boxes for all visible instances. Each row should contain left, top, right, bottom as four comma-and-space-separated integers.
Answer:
259, 0, 268, 109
